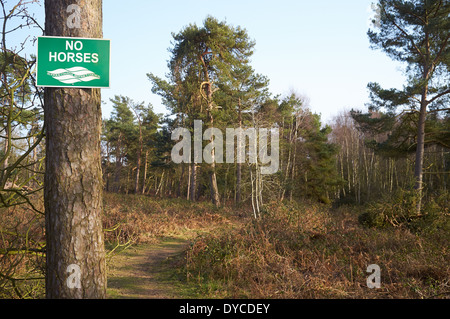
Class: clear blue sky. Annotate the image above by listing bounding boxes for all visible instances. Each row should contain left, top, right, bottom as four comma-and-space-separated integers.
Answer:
16, 0, 408, 124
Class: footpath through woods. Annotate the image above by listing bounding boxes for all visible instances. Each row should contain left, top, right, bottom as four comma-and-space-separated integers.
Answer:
106, 237, 190, 299
103, 194, 450, 299
103, 193, 242, 299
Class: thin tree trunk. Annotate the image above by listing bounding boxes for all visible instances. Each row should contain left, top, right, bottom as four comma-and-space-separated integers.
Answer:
134, 156, 140, 194
44, 0, 106, 299
114, 133, 122, 192
189, 162, 196, 201
415, 27, 431, 214
133, 109, 143, 194
187, 163, 191, 200
415, 85, 428, 214
125, 167, 131, 195
177, 163, 183, 197
236, 99, 242, 205
134, 132, 142, 194
207, 107, 220, 207
141, 149, 148, 194
290, 118, 298, 202
156, 170, 165, 196
250, 166, 257, 219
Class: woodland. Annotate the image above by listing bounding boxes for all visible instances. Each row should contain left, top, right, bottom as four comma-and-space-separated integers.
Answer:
0, 0, 448, 299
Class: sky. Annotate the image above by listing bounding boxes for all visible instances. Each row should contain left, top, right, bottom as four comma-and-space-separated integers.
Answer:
12, 0, 408, 125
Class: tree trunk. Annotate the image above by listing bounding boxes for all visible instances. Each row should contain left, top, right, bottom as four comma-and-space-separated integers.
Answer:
156, 170, 165, 197
134, 133, 142, 194
177, 163, 185, 197
290, 118, 298, 202
44, 0, 106, 299
187, 163, 191, 200
206, 100, 220, 207
236, 162, 241, 204
189, 162, 196, 201
414, 85, 428, 214
141, 149, 148, 194
414, 27, 431, 214
113, 133, 122, 192
200, 55, 220, 207
235, 99, 242, 205
134, 112, 143, 194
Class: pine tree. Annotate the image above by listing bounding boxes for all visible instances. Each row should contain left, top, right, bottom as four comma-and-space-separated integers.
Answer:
44, 0, 106, 298
104, 95, 137, 193
149, 16, 256, 207
356, 0, 450, 213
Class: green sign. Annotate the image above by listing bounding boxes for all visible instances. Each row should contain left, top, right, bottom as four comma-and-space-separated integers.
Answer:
37, 36, 110, 88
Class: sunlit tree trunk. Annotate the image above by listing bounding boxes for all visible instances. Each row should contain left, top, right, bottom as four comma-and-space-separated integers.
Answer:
44, 0, 106, 299
141, 149, 148, 194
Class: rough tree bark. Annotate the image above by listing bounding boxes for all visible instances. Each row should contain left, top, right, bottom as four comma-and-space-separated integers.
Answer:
44, 0, 106, 299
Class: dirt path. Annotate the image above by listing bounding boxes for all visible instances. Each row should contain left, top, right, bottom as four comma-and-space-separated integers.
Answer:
106, 237, 190, 299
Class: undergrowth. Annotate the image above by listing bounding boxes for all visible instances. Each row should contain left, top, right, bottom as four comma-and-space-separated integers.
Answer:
181, 200, 449, 299
2, 192, 448, 299
102, 193, 238, 255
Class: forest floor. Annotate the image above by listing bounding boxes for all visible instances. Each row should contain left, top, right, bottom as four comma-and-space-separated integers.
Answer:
1, 193, 447, 299
103, 193, 449, 299
103, 193, 243, 299
106, 236, 191, 299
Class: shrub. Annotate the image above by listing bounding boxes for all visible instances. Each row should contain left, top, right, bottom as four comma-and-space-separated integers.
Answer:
358, 189, 449, 233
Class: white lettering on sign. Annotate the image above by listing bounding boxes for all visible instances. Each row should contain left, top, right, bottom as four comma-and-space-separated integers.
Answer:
66, 40, 83, 51
48, 41, 99, 64
49, 52, 57, 62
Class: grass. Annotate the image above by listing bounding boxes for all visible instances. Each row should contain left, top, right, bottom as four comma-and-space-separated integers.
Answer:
106, 238, 190, 299
103, 193, 241, 299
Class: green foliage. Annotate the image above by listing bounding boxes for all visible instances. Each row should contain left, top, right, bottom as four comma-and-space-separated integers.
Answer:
368, 0, 450, 76
102, 95, 161, 193
151, 117, 174, 168
351, 108, 450, 158
354, 0, 450, 157
303, 118, 341, 203
149, 15, 257, 121
358, 188, 449, 233
103, 96, 136, 156
0, 51, 33, 104
288, 110, 341, 204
